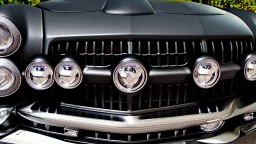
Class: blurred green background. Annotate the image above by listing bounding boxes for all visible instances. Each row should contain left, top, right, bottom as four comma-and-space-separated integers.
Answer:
0, 0, 256, 13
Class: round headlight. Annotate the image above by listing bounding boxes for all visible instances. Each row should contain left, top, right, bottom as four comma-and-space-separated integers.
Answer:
193, 58, 221, 89
0, 58, 21, 97
54, 58, 83, 89
244, 54, 256, 81
0, 17, 21, 57
25, 59, 54, 90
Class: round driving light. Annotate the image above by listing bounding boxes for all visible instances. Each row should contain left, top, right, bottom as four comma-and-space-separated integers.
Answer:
113, 59, 148, 94
0, 58, 21, 97
54, 59, 83, 89
193, 58, 221, 89
25, 59, 54, 90
200, 121, 224, 132
0, 17, 21, 57
244, 54, 256, 81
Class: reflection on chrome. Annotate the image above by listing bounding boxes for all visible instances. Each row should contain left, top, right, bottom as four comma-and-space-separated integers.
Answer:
25, 60, 54, 90
244, 55, 256, 81
0, 67, 14, 91
193, 58, 220, 89
54, 59, 82, 89
0, 23, 13, 52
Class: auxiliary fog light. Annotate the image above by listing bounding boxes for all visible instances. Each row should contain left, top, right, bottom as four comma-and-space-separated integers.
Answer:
54, 58, 83, 89
25, 59, 54, 90
244, 54, 256, 81
0, 58, 21, 97
200, 121, 224, 132
193, 57, 221, 89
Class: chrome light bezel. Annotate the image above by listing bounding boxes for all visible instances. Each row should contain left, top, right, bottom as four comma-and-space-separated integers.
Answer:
0, 16, 21, 57
25, 59, 54, 90
244, 54, 256, 81
0, 58, 21, 97
54, 58, 83, 89
193, 57, 221, 89
113, 58, 148, 94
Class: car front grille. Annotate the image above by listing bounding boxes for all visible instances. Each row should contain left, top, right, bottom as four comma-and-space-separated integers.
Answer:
49, 39, 254, 67
49, 40, 202, 67
44, 39, 255, 112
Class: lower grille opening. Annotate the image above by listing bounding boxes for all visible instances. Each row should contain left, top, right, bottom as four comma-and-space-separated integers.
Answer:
50, 78, 239, 112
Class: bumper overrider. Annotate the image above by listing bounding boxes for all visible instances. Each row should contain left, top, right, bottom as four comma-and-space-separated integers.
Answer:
4, 97, 254, 143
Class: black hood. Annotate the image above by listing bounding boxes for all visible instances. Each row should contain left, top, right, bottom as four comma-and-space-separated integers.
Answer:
37, 0, 224, 15
35, 0, 253, 53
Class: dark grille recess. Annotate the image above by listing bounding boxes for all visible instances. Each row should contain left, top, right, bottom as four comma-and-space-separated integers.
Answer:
54, 78, 238, 111
49, 40, 203, 67
206, 40, 254, 64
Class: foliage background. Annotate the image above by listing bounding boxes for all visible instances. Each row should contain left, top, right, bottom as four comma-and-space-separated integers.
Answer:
0, 0, 256, 13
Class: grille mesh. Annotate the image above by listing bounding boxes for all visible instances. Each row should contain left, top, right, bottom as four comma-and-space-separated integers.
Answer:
49, 40, 203, 67
54, 78, 238, 111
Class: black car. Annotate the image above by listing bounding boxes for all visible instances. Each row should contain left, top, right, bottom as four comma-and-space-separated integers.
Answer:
0, 0, 256, 143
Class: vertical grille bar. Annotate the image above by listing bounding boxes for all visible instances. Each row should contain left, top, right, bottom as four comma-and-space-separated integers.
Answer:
138, 41, 141, 55
101, 85, 105, 108
167, 85, 171, 106
240, 41, 244, 57
175, 41, 178, 65
93, 41, 96, 65
148, 41, 151, 65
65, 42, 69, 54
75, 42, 79, 56
183, 42, 187, 63
85, 84, 89, 105
119, 93, 122, 110
184, 83, 188, 103
220, 41, 224, 63
157, 41, 161, 66
176, 84, 180, 104
159, 85, 162, 107
230, 41, 233, 62
120, 41, 123, 54
149, 85, 152, 108
211, 41, 215, 56
139, 92, 142, 110
85, 41, 88, 64
250, 42, 254, 51
94, 85, 97, 107
101, 41, 104, 66
110, 86, 113, 109
110, 41, 113, 54
166, 41, 169, 66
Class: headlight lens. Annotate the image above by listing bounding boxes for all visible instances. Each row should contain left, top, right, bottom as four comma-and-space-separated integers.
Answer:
244, 54, 256, 81
0, 17, 21, 57
193, 58, 221, 89
25, 59, 54, 90
0, 58, 21, 97
54, 58, 83, 89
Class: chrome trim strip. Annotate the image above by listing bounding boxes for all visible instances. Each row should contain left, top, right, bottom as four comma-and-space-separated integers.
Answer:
197, 127, 241, 144
17, 99, 243, 134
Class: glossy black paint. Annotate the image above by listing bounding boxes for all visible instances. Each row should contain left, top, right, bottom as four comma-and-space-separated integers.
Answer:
0, 1, 256, 143
36, 0, 107, 12
104, 0, 156, 15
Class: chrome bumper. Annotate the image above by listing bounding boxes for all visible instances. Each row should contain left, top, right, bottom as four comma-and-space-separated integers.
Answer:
16, 97, 256, 134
